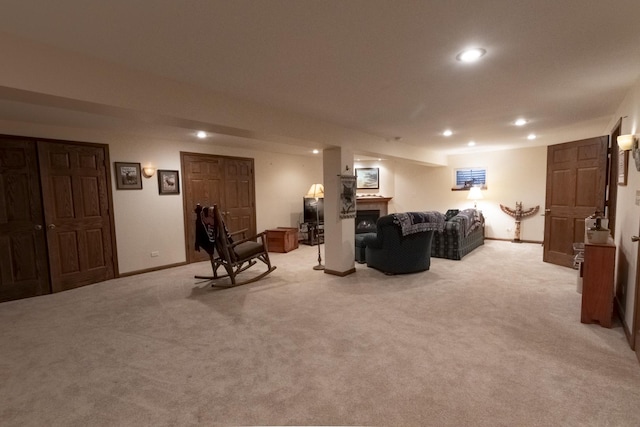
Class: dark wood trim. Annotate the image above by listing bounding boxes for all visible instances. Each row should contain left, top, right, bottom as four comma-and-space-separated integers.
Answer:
118, 261, 188, 278
608, 119, 621, 237
325, 267, 356, 277
103, 145, 119, 278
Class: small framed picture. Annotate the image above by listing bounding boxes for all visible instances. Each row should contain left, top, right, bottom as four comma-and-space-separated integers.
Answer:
356, 168, 379, 189
158, 170, 180, 195
115, 162, 142, 190
618, 150, 628, 186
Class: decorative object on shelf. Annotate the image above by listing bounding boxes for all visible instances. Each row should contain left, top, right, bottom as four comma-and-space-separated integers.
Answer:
585, 211, 610, 244
305, 183, 325, 270
618, 149, 629, 186
158, 170, 180, 194
467, 186, 483, 208
114, 162, 142, 190
340, 175, 357, 219
452, 167, 487, 190
356, 167, 379, 189
500, 202, 539, 243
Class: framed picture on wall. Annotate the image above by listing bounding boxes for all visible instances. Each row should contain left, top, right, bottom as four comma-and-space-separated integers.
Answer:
158, 170, 180, 194
356, 168, 379, 189
452, 167, 487, 191
114, 162, 142, 189
618, 150, 628, 186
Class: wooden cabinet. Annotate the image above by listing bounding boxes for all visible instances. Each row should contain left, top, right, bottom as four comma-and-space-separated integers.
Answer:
266, 227, 299, 253
581, 239, 615, 328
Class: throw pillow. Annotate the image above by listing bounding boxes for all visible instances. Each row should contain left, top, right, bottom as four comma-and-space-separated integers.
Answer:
445, 209, 459, 221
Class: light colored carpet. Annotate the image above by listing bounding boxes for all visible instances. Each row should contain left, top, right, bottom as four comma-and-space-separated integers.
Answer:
0, 240, 638, 426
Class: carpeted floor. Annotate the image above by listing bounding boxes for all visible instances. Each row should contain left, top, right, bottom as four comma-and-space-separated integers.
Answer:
0, 240, 639, 426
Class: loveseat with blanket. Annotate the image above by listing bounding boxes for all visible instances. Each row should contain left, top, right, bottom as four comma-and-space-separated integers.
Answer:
362, 211, 445, 274
431, 208, 484, 260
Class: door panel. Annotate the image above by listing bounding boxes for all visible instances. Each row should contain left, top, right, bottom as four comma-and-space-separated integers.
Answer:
38, 141, 114, 292
182, 153, 256, 264
224, 158, 256, 234
0, 139, 50, 302
544, 136, 608, 267
182, 153, 225, 263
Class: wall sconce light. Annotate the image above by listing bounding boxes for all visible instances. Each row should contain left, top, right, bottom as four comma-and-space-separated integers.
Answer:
617, 134, 636, 151
142, 167, 156, 178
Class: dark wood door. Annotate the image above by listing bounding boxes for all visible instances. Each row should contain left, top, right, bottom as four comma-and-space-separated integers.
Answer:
543, 136, 608, 267
37, 141, 115, 292
181, 152, 256, 263
0, 138, 50, 302
223, 158, 256, 233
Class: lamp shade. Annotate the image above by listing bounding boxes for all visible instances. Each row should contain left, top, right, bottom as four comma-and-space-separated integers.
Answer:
467, 186, 483, 201
305, 183, 325, 199
617, 134, 635, 151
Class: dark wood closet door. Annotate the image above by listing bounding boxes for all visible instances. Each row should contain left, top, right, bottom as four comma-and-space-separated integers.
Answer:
181, 152, 256, 264
224, 158, 256, 234
37, 141, 115, 292
0, 138, 50, 302
543, 136, 608, 267
182, 153, 225, 263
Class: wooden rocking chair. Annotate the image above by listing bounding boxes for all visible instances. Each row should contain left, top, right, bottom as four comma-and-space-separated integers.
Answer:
194, 204, 276, 287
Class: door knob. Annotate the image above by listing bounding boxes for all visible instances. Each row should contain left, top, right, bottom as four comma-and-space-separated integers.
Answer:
47, 224, 56, 230
34, 224, 42, 230
632, 236, 640, 242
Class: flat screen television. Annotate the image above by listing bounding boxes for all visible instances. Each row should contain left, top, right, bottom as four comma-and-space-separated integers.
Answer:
303, 197, 324, 223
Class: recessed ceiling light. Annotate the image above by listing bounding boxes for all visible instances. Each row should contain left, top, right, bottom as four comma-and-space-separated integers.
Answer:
468, 141, 476, 147
456, 48, 486, 63
527, 133, 537, 140
312, 149, 319, 154
514, 118, 527, 126
196, 130, 207, 139
443, 129, 453, 137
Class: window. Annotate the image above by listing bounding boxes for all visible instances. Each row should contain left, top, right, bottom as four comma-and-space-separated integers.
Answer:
453, 168, 487, 190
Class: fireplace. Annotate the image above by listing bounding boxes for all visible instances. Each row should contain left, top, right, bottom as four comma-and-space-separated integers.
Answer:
356, 209, 380, 234
355, 196, 392, 234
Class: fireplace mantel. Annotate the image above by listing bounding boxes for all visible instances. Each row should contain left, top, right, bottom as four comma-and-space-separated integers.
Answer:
356, 197, 392, 216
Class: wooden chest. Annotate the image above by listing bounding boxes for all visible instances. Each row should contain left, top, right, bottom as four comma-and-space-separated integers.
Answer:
266, 227, 299, 253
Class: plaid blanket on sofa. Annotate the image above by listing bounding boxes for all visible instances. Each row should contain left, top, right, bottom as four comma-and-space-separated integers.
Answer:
392, 211, 445, 236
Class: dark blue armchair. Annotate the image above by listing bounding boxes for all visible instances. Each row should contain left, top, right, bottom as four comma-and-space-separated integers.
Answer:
362, 212, 444, 275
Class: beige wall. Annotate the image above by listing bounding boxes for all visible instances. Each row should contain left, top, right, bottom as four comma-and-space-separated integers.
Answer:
356, 146, 548, 242
0, 119, 323, 274
609, 75, 640, 330
109, 136, 323, 273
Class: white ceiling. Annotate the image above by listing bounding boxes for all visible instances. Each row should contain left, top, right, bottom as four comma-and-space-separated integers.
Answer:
2, 0, 640, 157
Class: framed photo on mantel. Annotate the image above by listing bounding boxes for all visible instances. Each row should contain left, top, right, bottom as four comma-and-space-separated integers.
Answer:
356, 167, 379, 189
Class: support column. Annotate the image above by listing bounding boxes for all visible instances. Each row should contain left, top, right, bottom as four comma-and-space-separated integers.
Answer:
322, 147, 356, 276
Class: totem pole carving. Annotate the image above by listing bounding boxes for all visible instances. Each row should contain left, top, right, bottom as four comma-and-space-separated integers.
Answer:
500, 202, 540, 243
